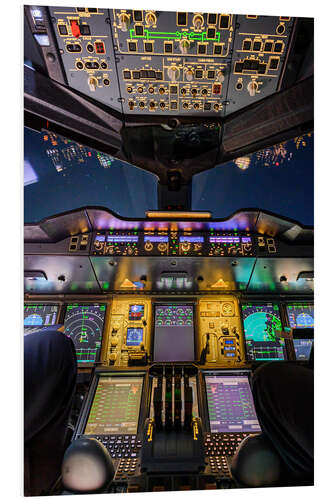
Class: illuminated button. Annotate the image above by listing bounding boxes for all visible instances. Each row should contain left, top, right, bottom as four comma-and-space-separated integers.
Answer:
208, 13, 217, 24
219, 15, 230, 29
132, 71, 140, 79
195, 69, 203, 78
207, 70, 215, 79
147, 70, 156, 78
140, 70, 148, 78
198, 44, 206, 54
58, 24, 68, 35
155, 71, 163, 80
170, 85, 178, 94
123, 70, 131, 79
70, 20, 81, 38
128, 42, 137, 52
145, 42, 153, 52
234, 62, 243, 73
253, 41, 261, 51
264, 41, 273, 52
258, 63, 266, 74
95, 41, 105, 54
243, 40, 251, 51
133, 11, 143, 22
177, 12, 187, 26
274, 42, 283, 53
164, 42, 173, 53
170, 101, 178, 110
269, 58, 279, 70
80, 24, 90, 35
135, 24, 144, 36
207, 28, 216, 39
214, 44, 222, 55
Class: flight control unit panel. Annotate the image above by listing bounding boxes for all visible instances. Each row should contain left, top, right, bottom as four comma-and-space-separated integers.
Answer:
33, 7, 295, 117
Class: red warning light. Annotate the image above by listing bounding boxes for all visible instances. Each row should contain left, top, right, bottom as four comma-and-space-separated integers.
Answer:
70, 20, 81, 38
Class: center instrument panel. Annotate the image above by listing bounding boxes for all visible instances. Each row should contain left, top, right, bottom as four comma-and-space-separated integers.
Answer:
38, 7, 294, 116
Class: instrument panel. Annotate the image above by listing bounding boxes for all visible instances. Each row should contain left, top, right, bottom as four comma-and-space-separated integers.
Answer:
42, 7, 294, 117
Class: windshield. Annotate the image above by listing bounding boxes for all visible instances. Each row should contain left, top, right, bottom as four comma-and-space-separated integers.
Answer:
192, 134, 314, 226
24, 127, 158, 223
24, 127, 313, 225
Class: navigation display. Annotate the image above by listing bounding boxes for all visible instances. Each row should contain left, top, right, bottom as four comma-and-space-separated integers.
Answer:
84, 376, 143, 435
126, 328, 143, 346
154, 304, 194, 362
24, 303, 59, 327
241, 303, 286, 361
129, 304, 144, 321
64, 303, 106, 364
205, 374, 261, 433
287, 303, 314, 329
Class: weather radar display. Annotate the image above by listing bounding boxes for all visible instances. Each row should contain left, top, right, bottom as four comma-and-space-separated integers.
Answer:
64, 304, 106, 364
241, 303, 286, 361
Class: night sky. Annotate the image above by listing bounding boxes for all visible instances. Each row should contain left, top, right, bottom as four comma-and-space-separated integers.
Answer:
24, 127, 314, 226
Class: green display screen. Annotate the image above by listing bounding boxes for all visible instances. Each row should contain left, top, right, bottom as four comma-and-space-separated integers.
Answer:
84, 376, 143, 435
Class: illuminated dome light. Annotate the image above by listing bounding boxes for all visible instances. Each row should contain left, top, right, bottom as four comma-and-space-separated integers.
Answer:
234, 156, 251, 170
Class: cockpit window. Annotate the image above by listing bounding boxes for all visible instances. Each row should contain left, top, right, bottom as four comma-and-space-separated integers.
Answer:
192, 133, 314, 226
24, 127, 158, 223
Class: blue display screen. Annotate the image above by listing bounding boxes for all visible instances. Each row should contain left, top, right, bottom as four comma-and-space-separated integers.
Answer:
287, 303, 314, 329
129, 304, 144, 321
293, 339, 314, 361
126, 328, 144, 346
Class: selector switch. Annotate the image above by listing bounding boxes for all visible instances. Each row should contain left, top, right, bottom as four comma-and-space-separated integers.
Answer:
247, 80, 258, 96
167, 66, 180, 81
179, 38, 191, 54
145, 12, 157, 27
185, 69, 194, 81
119, 13, 130, 32
88, 77, 98, 91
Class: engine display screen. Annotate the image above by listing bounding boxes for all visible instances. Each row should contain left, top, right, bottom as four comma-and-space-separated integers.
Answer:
24, 303, 59, 327
205, 374, 261, 433
84, 376, 143, 435
126, 328, 143, 346
129, 304, 144, 321
154, 304, 194, 362
64, 303, 106, 364
286, 303, 314, 329
241, 303, 286, 361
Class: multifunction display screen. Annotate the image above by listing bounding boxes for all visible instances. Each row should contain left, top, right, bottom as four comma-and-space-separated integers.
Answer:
286, 303, 314, 329
241, 303, 286, 361
64, 304, 106, 364
205, 375, 261, 433
154, 304, 195, 362
129, 304, 144, 321
293, 339, 314, 361
24, 303, 58, 327
84, 376, 143, 435
126, 328, 143, 346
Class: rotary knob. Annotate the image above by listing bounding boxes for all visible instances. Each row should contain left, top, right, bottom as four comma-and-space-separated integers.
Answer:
108, 246, 114, 255
181, 242, 191, 252
119, 13, 130, 32
157, 243, 168, 252
144, 241, 153, 252
167, 66, 180, 81
247, 80, 258, 96
193, 14, 204, 30
216, 71, 225, 83
179, 38, 191, 54
88, 77, 98, 92
185, 69, 194, 81
145, 12, 156, 27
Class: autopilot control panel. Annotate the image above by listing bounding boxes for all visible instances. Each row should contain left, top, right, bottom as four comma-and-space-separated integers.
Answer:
36, 7, 295, 117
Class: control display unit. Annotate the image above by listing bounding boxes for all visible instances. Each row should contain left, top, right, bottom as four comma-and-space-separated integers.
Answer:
154, 303, 195, 362
205, 373, 261, 433
84, 375, 143, 435
286, 303, 314, 329
64, 303, 106, 364
24, 303, 59, 327
241, 303, 286, 361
